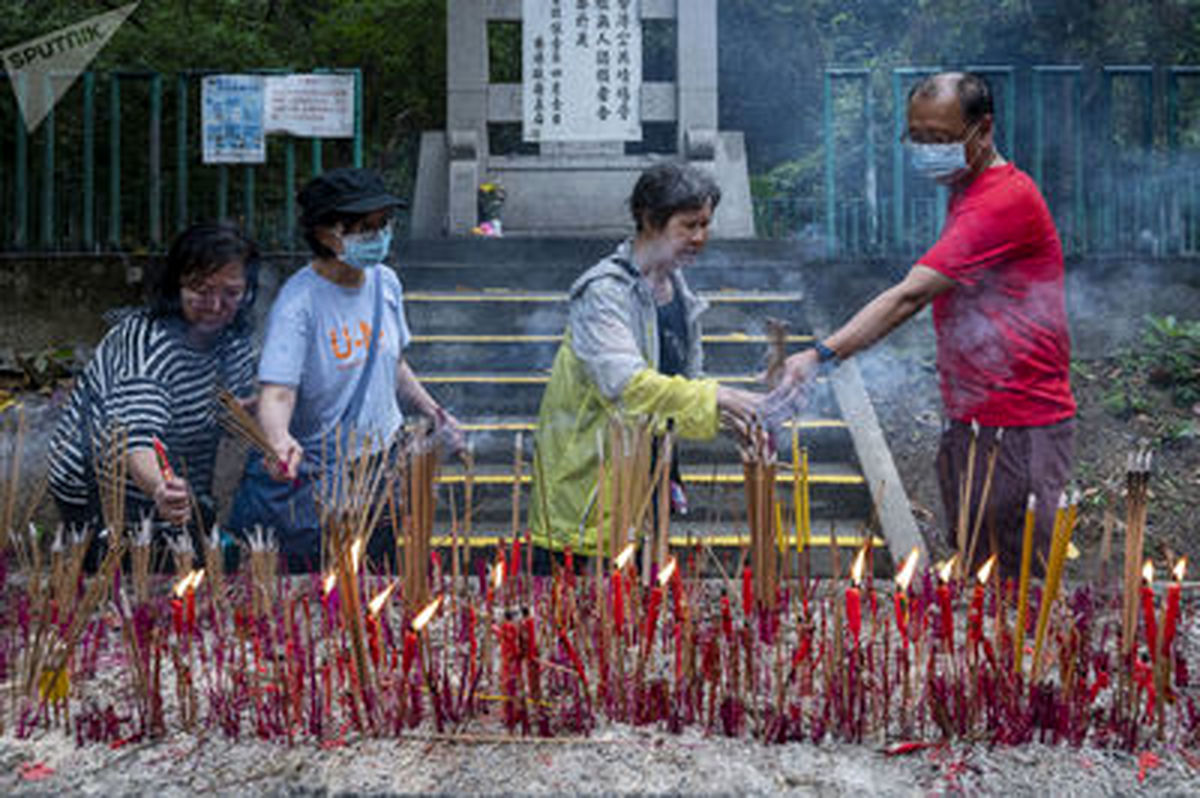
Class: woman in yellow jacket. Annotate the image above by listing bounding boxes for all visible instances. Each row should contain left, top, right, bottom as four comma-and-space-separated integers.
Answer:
531, 163, 760, 559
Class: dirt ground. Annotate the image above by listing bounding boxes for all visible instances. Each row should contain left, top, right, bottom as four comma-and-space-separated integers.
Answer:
2, 726, 1199, 796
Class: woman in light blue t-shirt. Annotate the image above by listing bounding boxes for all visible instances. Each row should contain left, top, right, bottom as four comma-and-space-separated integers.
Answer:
229, 168, 462, 570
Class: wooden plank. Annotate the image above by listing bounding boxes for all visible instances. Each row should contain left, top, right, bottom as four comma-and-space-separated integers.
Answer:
829, 358, 928, 565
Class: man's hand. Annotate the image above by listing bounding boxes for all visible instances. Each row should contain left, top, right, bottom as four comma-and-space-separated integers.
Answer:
762, 349, 822, 423
153, 476, 192, 526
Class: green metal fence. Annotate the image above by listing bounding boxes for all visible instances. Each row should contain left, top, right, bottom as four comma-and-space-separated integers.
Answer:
756, 64, 1200, 258
1, 68, 363, 253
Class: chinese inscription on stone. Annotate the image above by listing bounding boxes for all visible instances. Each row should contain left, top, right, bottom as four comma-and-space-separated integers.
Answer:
522, 0, 642, 142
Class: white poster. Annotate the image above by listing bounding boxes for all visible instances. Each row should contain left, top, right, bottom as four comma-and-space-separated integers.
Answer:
201, 74, 266, 164
264, 74, 355, 139
522, 0, 642, 143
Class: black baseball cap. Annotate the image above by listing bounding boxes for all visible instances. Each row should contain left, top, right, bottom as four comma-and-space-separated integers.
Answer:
298, 168, 406, 222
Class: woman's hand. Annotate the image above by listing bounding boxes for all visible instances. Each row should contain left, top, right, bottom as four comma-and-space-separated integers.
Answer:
434, 407, 467, 455
153, 476, 192, 526
716, 385, 762, 439
267, 433, 304, 482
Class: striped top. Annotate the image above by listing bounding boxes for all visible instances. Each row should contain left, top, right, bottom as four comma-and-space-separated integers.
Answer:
49, 310, 254, 509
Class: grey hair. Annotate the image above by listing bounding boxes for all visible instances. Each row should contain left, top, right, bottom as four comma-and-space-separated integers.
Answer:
629, 162, 722, 232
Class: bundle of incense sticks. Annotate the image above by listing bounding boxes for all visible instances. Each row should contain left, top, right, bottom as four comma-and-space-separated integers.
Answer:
246, 525, 278, 620
216, 389, 280, 468
1, 403, 46, 552
602, 418, 656, 581
319, 427, 395, 719
740, 420, 778, 610
404, 421, 440, 609
92, 423, 129, 537
1031, 491, 1079, 682
1121, 449, 1152, 658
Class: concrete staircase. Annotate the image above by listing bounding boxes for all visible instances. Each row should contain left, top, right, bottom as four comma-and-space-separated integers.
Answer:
397, 239, 921, 573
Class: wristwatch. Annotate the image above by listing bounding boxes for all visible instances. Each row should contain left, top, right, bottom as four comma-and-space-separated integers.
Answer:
814, 341, 839, 365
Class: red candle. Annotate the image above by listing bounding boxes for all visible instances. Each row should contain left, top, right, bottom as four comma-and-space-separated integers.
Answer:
742, 565, 753, 617
721, 593, 733, 641
523, 612, 538, 661
1163, 557, 1187, 654
644, 585, 663, 653
186, 587, 196, 636
845, 584, 862, 645
564, 546, 575, 588
893, 592, 909, 647
367, 614, 382, 668
968, 556, 996, 648
402, 631, 418, 679
937, 556, 956, 654
171, 597, 183, 637
1141, 560, 1158, 661
612, 570, 624, 632
845, 547, 866, 645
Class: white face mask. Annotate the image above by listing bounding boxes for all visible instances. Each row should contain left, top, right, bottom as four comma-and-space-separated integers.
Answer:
908, 141, 968, 184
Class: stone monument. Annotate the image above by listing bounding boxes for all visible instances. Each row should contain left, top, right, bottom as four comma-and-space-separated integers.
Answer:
410, 0, 754, 238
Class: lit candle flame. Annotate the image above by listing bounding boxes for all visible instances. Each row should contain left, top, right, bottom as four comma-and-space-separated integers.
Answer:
350, 537, 365, 572
657, 557, 677, 586
411, 596, 443, 632
367, 581, 398, 616
172, 569, 204, 598
492, 560, 505, 589
937, 555, 957, 584
1174, 556, 1188, 582
849, 546, 867, 586
976, 555, 996, 585
323, 571, 337, 597
1142, 559, 1155, 585
614, 542, 636, 571
894, 547, 920, 591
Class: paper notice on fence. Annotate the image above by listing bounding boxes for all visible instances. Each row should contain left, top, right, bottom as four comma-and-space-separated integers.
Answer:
201, 74, 266, 164
264, 74, 355, 138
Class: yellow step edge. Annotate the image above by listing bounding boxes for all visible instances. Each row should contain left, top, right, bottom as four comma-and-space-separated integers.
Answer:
435, 472, 864, 486
411, 333, 815, 344
419, 534, 885, 548
460, 419, 847, 432
404, 292, 805, 304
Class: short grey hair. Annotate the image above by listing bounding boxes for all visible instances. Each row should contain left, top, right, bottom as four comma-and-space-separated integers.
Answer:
629, 162, 721, 232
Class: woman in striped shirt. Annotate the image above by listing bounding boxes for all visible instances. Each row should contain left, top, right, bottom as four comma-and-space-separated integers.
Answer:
49, 222, 258, 534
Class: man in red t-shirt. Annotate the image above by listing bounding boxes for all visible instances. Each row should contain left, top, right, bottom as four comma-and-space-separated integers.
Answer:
772, 71, 1075, 577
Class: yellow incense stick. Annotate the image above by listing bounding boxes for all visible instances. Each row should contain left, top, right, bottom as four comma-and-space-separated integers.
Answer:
1013, 493, 1037, 675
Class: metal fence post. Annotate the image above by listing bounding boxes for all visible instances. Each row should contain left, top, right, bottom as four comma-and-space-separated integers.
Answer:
108, 74, 121, 248
149, 73, 163, 247
823, 70, 836, 255
83, 72, 95, 250
176, 74, 189, 235
40, 74, 54, 249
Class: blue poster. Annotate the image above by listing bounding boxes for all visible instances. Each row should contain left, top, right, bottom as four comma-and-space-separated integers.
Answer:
201, 74, 265, 164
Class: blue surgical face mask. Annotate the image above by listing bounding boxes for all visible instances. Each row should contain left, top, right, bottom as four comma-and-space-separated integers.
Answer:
339, 225, 392, 270
907, 124, 981, 184
908, 141, 968, 184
